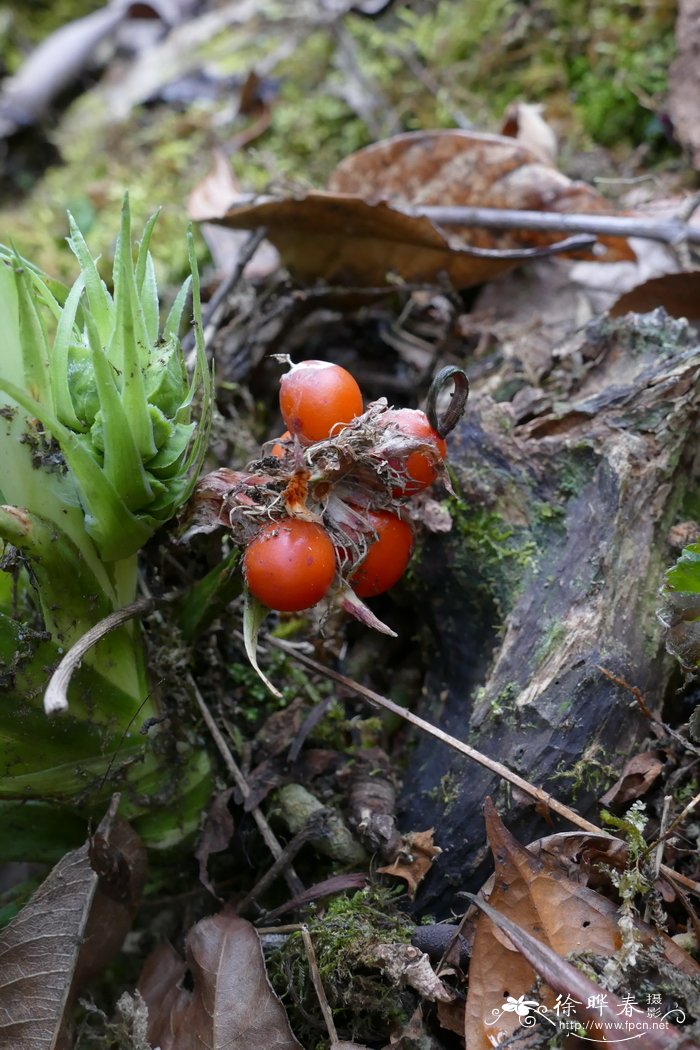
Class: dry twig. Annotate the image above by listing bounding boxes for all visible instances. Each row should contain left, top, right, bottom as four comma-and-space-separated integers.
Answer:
188, 673, 305, 898
266, 637, 700, 897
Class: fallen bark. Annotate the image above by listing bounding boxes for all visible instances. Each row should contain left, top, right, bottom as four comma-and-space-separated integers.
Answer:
401, 311, 700, 913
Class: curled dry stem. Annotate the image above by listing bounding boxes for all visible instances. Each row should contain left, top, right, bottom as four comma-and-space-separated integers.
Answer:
425, 365, 469, 439
44, 597, 154, 714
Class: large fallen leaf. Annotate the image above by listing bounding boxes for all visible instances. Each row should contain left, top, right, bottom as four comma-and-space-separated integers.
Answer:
0, 799, 147, 1050
138, 909, 302, 1050
465, 893, 691, 1049
329, 130, 634, 259
205, 130, 633, 289
464, 799, 700, 1049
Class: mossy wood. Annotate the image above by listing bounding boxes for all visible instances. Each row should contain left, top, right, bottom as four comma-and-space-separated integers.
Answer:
401, 313, 700, 913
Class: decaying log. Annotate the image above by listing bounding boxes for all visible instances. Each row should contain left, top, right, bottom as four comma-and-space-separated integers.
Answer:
400, 311, 700, 913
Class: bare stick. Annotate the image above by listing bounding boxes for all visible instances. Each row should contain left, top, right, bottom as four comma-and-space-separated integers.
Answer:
236, 808, 331, 915
597, 665, 700, 758
300, 925, 339, 1045
188, 673, 305, 898
420, 204, 700, 246
44, 597, 154, 714
219, 194, 700, 247
266, 636, 700, 896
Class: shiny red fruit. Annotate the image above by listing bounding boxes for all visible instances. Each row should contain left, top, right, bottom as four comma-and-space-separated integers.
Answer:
381, 408, 447, 495
279, 360, 363, 443
350, 509, 414, 598
243, 518, 336, 612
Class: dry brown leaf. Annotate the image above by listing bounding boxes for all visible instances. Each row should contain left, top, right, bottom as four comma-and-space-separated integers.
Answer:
466, 893, 691, 1049
599, 751, 666, 808
139, 909, 301, 1050
206, 191, 522, 288
464, 800, 700, 1049
669, 0, 700, 170
329, 130, 634, 261
0, 803, 146, 1050
377, 828, 441, 898
204, 130, 634, 289
610, 271, 700, 322
436, 996, 466, 1037
187, 148, 280, 277
464, 800, 622, 1049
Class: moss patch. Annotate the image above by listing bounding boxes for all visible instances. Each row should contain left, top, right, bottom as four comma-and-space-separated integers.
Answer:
267, 887, 414, 1046
448, 498, 538, 613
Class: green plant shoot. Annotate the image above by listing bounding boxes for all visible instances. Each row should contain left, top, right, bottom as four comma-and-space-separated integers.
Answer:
0, 197, 213, 858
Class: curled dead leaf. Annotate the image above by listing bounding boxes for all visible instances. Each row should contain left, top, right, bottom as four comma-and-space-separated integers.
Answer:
599, 751, 666, 808
139, 909, 302, 1050
377, 828, 441, 898
464, 800, 700, 1050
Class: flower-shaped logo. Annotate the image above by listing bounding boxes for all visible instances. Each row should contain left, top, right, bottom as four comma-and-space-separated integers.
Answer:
501, 995, 540, 1018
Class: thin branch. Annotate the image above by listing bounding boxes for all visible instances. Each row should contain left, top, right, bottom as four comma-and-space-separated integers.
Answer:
184, 226, 268, 364
188, 673, 305, 898
597, 665, 700, 758
300, 924, 339, 1045
220, 194, 700, 247
266, 636, 700, 897
420, 204, 700, 246
236, 808, 331, 915
648, 790, 700, 855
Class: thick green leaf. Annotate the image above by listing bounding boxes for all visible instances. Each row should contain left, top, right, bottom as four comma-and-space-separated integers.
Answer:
0, 507, 113, 642
0, 801, 86, 862
67, 213, 113, 345
0, 376, 153, 560
0, 609, 146, 723
51, 273, 86, 430
136, 209, 161, 346
112, 198, 157, 459
164, 274, 192, 341
178, 548, 242, 641
91, 340, 155, 510
145, 335, 189, 418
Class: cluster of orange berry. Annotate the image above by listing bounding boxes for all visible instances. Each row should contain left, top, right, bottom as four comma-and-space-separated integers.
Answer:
241, 360, 448, 615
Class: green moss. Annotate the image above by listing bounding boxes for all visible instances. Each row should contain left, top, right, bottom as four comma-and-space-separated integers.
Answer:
448, 498, 538, 612
267, 887, 414, 1045
428, 770, 461, 809
550, 749, 617, 799
227, 650, 332, 727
